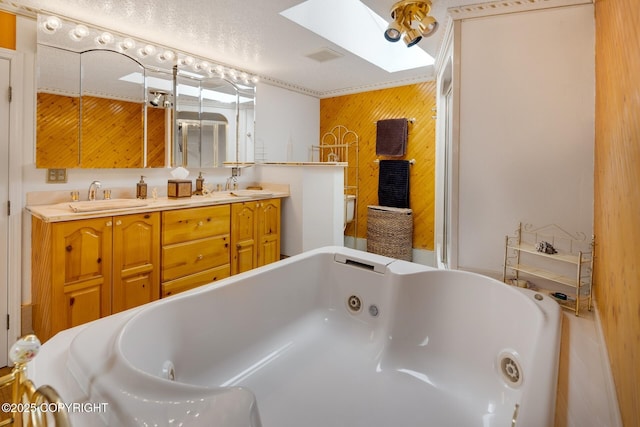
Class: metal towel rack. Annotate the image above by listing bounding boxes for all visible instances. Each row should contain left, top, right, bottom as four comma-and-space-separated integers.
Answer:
373, 159, 416, 164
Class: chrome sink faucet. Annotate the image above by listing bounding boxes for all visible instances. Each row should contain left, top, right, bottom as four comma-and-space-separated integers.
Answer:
224, 176, 237, 191
88, 180, 102, 201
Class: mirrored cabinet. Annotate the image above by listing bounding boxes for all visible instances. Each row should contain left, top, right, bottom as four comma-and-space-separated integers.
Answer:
35, 14, 257, 169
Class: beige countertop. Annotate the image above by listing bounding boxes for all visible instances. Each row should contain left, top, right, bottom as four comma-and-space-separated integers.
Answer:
261, 162, 348, 167
27, 186, 289, 223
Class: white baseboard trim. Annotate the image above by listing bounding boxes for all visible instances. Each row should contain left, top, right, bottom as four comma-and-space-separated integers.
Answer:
592, 300, 623, 427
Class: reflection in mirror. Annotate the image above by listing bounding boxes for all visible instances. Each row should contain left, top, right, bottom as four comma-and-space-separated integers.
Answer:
174, 75, 234, 168
174, 74, 199, 167
36, 45, 81, 167
80, 50, 145, 168
202, 78, 235, 166
146, 69, 173, 167
237, 86, 256, 164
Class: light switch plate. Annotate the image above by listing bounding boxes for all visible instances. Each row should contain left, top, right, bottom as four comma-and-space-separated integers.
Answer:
46, 168, 67, 183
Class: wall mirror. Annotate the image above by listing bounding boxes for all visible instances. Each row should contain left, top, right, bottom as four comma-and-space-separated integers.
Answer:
36, 45, 80, 167
80, 50, 146, 168
35, 14, 257, 169
174, 74, 235, 168
236, 85, 256, 165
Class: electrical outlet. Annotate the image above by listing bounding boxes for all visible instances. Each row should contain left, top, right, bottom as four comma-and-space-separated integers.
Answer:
46, 168, 68, 183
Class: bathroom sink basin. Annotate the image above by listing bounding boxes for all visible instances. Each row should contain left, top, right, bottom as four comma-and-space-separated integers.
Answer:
67, 199, 148, 213
230, 190, 274, 198
205, 191, 235, 199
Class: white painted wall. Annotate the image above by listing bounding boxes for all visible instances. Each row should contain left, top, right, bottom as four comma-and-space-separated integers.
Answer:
456, 5, 595, 276
257, 164, 344, 256
254, 82, 320, 162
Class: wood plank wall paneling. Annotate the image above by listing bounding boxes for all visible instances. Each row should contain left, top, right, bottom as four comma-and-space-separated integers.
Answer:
0, 11, 16, 50
320, 82, 437, 250
81, 96, 144, 168
147, 107, 168, 168
36, 93, 80, 168
594, 0, 640, 425
37, 93, 166, 168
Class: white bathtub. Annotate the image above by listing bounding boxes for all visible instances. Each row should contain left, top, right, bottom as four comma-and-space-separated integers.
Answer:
31, 246, 561, 427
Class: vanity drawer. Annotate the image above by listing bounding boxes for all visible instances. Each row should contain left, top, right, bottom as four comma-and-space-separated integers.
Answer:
161, 265, 230, 297
162, 236, 230, 281
162, 205, 230, 245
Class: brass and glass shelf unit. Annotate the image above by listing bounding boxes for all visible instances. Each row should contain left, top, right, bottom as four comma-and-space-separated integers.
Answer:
502, 223, 594, 316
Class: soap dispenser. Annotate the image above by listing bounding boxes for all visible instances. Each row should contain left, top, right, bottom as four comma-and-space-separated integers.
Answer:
195, 172, 204, 196
136, 176, 147, 199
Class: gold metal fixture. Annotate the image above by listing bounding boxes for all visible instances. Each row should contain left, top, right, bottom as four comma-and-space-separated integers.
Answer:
384, 0, 438, 47
0, 335, 70, 426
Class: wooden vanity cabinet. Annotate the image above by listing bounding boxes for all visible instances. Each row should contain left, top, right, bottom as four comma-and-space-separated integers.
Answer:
231, 198, 281, 274
112, 213, 161, 313
161, 205, 231, 297
31, 198, 281, 339
258, 198, 281, 266
32, 217, 112, 341
31, 212, 160, 341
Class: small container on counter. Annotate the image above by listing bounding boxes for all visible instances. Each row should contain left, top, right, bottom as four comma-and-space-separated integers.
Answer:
167, 179, 192, 198
136, 176, 148, 199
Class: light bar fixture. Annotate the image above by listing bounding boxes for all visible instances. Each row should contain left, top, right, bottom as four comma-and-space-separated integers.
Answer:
384, 0, 438, 47
37, 14, 259, 86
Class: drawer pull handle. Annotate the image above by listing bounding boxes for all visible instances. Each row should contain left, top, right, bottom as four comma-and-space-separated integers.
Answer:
197, 221, 204, 227
116, 220, 122, 226
197, 254, 203, 260
106, 221, 112, 227
69, 297, 75, 306
144, 214, 150, 219
66, 245, 72, 252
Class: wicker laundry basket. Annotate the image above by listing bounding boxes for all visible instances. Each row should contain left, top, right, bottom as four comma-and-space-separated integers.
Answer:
366, 205, 413, 261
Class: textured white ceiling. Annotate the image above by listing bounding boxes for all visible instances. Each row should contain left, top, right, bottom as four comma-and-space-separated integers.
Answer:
6, 0, 493, 97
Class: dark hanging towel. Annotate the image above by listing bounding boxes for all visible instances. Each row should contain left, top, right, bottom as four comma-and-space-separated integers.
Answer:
376, 118, 408, 156
378, 160, 410, 209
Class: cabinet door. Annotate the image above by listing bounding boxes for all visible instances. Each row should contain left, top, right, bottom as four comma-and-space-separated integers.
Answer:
51, 218, 112, 333
257, 199, 281, 267
63, 282, 103, 328
231, 201, 258, 275
112, 212, 160, 313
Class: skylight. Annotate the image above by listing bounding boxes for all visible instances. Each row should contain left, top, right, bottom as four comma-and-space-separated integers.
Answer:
280, 0, 435, 73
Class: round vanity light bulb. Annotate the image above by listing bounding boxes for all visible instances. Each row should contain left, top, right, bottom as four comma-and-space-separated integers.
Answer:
193, 61, 209, 72
178, 56, 195, 67
69, 24, 89, 41
138, 44, 156, 57
157, 50, 175, 62
96, 31, 114, 45
42, 16, 62, 34
251, 76, 259, 84
120, 38, 136, 51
